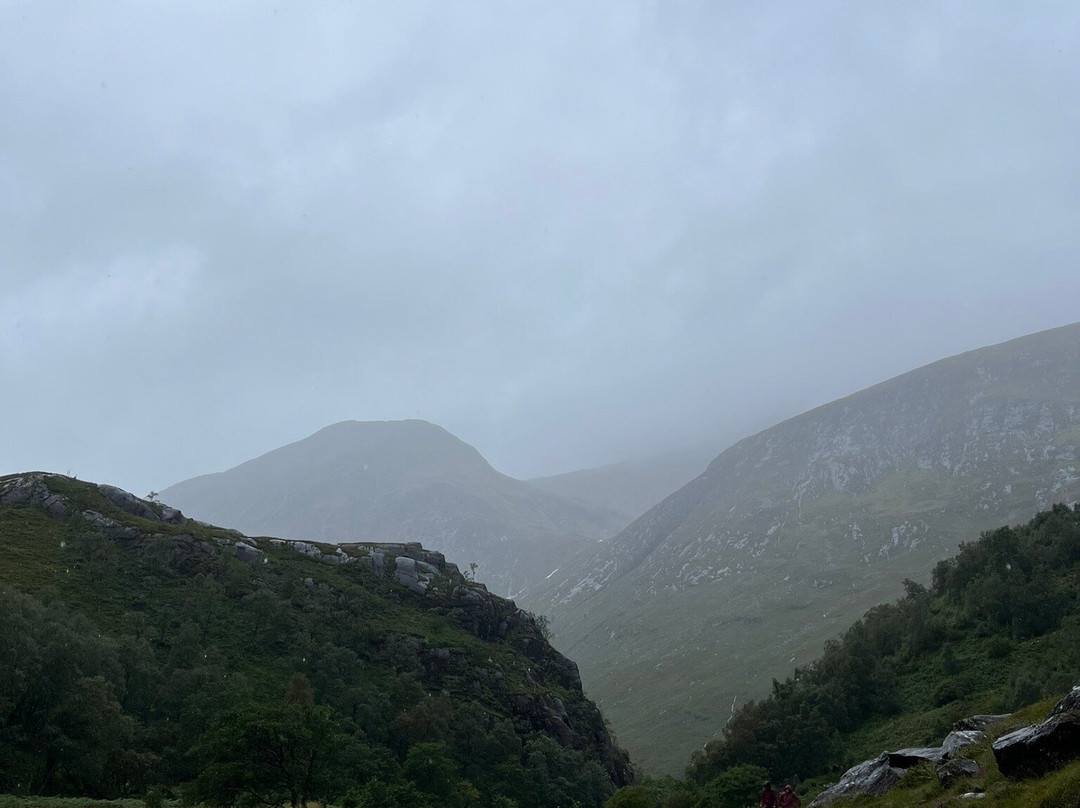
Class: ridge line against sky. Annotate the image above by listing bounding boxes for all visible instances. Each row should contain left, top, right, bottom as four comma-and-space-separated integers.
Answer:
2, 1, 1079, 496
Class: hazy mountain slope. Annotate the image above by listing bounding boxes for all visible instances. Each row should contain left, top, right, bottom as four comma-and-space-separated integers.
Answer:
161, 419, 624, 598
540, 322, 1080, 776
527, 447, 717, 523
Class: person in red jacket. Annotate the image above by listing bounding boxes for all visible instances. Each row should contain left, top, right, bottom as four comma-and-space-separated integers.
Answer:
759, 782, 778, 808
778, 784, 801, 807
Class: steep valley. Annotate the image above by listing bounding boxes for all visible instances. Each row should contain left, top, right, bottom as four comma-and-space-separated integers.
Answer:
540, 322, 1080, 775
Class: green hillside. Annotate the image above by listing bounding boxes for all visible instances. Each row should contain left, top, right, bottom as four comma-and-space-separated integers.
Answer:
601, 503, 1080, 808
542, 322, 1080, 775
0, 473, 631, 808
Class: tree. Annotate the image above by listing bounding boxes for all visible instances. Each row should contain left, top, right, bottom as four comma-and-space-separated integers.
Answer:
403, 742, 459, 800
696, 765, 769, 808
604, 785, 655, 808
190, 679, 358, 808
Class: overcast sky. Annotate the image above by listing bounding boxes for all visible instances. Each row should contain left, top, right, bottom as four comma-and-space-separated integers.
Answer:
2, 1, 1079, 495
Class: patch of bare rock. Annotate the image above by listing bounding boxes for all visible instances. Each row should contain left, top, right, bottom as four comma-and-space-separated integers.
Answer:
809, 719, 1004, 805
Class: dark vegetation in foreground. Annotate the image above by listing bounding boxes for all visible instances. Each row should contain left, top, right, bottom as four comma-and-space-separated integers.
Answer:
603, 503, 1080, 808
0, 474, 629, 808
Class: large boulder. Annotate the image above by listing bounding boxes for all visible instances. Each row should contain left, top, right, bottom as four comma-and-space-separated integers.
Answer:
888, 747, 948, 769
809, 753, 903, 806
992, 687, 1080, 779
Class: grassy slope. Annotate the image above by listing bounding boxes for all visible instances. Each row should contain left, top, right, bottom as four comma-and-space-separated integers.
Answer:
0, 473, 630, 805
3, 475, 539, 691
558, 463, 1078, 775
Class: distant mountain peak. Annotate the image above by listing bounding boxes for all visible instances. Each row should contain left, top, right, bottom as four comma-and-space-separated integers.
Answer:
160, 419, 625, 597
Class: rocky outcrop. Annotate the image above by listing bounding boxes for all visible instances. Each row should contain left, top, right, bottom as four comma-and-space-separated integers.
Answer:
0, 473, 71, 519
98, 484, 161, 521
811, 712, 994, 805
232, 539, 264, 564
393, 555, 440, 593
809, 754, 902, 806
0, 474, 189, 527
993, 686, 1080, 778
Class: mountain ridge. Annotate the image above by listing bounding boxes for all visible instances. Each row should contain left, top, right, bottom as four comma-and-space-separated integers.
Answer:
540, 321, 1080, 775
161, 419, 626, 600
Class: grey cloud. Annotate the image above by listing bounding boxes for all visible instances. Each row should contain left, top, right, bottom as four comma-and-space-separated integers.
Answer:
2, 1, 1079, 492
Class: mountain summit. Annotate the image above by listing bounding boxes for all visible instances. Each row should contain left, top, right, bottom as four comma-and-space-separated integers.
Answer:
540, 322, 1080, 774
161, 419, 624, 598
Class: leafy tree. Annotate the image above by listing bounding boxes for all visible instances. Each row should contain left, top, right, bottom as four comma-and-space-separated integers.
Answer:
403, 742, 459, 800
695, 764, 769, 808
604, 785, 656, 808
190, 678, 359, 808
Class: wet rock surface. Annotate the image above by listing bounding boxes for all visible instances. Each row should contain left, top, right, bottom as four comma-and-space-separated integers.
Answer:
809, 753, 902, 806
811, 709, 1004, 805
942, 730, 986, 757
993, 686, 1080, 779
888, 746, 948, 768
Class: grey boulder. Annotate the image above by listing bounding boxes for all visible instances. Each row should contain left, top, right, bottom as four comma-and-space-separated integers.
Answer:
888, 747, 948, 769
809, 753, 902, 807
98, 484, 159, 521
942, 730, 985, 757
992, 686, 1080, 779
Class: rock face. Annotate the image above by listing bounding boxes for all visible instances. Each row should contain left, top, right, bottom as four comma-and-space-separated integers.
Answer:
993, 686, 1080, 779
0, 473, 71, 519
98, 484, 161, 521
537, 322, 1080, 773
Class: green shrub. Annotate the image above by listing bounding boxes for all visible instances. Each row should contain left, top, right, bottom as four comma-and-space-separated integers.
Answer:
986, 635, 1013, 659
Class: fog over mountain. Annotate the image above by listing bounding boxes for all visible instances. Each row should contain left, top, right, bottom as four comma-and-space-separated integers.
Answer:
528, 447, 717, 522
161, 419, 626, 599
3, 4, 1080, 495
539, 322, 1080, 774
